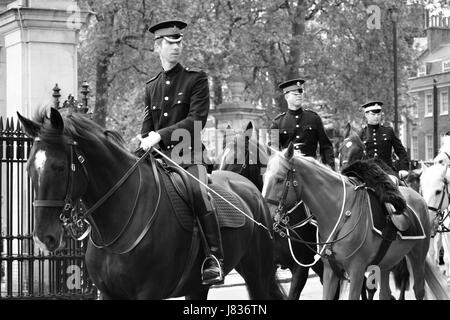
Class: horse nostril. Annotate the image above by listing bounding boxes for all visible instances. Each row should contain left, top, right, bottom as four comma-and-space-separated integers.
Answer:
44, 235, 57, 251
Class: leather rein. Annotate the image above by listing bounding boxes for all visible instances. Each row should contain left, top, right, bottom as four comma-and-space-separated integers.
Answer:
32, 137, 161, 254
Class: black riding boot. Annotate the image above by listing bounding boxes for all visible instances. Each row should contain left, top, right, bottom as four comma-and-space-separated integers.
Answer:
199, 210, 224, 285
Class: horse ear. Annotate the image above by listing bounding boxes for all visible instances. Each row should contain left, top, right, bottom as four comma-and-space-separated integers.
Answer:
49, 107, 64, 133
285, 142, 294, 160
343, 122, 351, 139
17, 112, 41, 138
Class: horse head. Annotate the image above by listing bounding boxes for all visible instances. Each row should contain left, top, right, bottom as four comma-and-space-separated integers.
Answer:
218, 122, 268, 190
421, 163, 450, 236
262, 143, 300, 218
338, 122, 366, 171
17, 107, 89, 252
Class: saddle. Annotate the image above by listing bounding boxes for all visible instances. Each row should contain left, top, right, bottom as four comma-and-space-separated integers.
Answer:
156, 160, 245, 230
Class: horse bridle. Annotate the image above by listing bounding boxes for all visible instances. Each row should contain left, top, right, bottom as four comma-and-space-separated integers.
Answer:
32, 137, 91, 240
32, 137, 158, 249
427, 176, 450, 233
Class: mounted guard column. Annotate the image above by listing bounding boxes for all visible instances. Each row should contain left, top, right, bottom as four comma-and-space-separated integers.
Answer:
0, 0, 91, 118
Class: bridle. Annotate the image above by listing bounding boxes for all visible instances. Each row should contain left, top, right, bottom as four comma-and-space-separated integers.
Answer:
427, 175, 450, 234
33, 137, 91, 240
264, 166, 303, 232
32, 136, 161, 254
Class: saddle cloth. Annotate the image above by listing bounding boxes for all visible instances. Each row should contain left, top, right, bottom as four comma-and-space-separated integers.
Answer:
366, 190, 426, 240
159, 167, 246, 231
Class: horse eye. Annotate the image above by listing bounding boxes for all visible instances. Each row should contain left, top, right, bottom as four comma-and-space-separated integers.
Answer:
436, 190, 442, 196
275, 178, 284, 184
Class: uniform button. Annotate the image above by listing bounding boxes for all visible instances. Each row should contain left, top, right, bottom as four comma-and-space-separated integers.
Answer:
163, 112, 168, 117
374, 142, 377, 145
166, 81, 170, 85
188, 146, 192, 150
296, 136, 300, 139
177, 100, 181, 104
296, 125, 299, 128
164, 97, 169, 101
296, 116, 299, 119
152, 106, 156, 110
167, 145, 171, 149
374, 153, 378, 156
283, 131, 287, 134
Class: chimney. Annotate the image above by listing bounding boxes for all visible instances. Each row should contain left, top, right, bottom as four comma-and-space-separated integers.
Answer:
425, 9, 450, 52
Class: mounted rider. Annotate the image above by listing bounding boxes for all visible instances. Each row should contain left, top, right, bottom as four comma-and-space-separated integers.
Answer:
355, 101, 411, 231
138, 20, 224, 285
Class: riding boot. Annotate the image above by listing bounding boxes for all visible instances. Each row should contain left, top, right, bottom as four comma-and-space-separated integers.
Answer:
199, 209, 224, 286
385, 202, 410, 232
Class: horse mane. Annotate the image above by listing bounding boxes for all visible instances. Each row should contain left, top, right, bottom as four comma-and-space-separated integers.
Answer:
31, 105, 129, 152
271, 149, 342, 180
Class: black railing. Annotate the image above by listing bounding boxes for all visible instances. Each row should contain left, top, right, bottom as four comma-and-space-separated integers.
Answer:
0, 84, 96, 299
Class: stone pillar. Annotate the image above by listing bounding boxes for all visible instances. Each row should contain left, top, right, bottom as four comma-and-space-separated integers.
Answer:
0, 0, 91, 118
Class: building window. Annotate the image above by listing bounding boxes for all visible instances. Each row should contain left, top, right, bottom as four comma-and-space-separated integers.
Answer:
441, 91, 449, 115
425, 134, 434, 160
425, 94, 433, 117
443, 59, 450, 73
411, 136, 419, 160
417, 64, 426, 76
410, 103, 418, 118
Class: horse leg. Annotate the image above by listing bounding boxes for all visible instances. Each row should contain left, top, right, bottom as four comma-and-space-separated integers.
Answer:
347, 265, 365, 300
322, 262, 339, 300
311, 259, 340, 299
378, 270, 393, 300
442, 233, 450, 281
287, 266, 309, 300
185, 288, 209, 300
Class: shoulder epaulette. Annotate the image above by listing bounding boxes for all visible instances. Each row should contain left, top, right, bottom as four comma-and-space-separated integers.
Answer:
146, 71, 161, 84
274, 112, 286, 120
185, 66, 203, 73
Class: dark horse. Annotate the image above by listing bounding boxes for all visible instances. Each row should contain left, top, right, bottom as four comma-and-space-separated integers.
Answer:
18, 107, 286, 300
217, 122, 329, 300
338, 123, 411, 300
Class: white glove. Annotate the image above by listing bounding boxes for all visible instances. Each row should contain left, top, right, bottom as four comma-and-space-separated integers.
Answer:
138, 132, 161, 151
398, 170, 409, 179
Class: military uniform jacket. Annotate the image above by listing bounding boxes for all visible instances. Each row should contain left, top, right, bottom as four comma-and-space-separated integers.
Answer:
359, 124, 409, 171
270, 108, 335, 169
141, 63, 209, 162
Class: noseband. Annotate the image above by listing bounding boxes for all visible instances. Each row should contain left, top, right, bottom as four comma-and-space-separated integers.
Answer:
32, 137, 91, 240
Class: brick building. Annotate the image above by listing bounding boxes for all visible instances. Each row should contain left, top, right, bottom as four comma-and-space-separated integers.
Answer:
407, 11, 450, 162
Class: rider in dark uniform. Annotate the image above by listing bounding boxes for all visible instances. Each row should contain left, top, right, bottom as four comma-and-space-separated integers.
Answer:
359, 101, 409, 178
358, 101, 410, 231
139, 20, 224, 285
270, 78, 335, 169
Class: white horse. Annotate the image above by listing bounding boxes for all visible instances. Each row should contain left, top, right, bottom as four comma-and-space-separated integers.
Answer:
420, 162, 450, 281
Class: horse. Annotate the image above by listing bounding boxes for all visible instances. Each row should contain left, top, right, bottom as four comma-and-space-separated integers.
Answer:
262, 142, 431, 300
428, 135, 450, 268
217, 122, 337, 300
17, 107, 286, 300
338, 123, 412, 299
421, 162, 450, 282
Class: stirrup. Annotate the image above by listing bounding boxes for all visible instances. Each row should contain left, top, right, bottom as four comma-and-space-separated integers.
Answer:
201, 255, 224, 285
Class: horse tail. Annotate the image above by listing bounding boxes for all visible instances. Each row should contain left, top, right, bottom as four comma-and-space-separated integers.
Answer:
392, 258, 410, 293
424, 256, 450, 299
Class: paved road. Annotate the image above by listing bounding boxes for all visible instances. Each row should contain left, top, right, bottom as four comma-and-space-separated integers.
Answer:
171, 265, 450, 300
